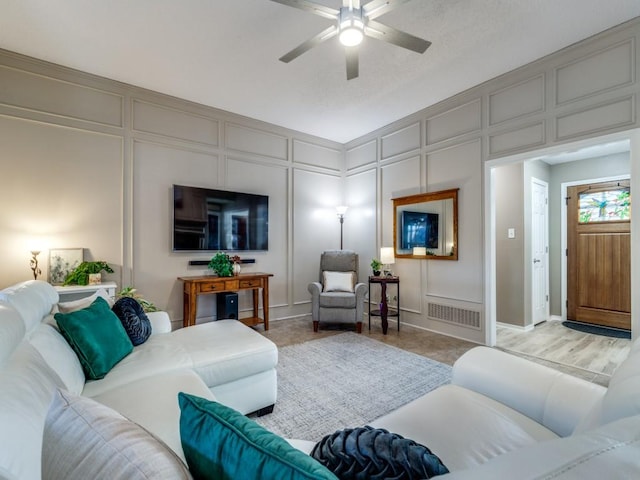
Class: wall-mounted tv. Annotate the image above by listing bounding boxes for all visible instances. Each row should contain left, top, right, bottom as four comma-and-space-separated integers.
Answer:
400, 211, 439, 250
173, 185, 268, 252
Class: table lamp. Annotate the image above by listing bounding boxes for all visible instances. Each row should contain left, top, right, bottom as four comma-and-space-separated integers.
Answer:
380, 247, 395, 276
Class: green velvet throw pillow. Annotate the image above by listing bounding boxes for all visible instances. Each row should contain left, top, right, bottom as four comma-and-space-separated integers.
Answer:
55, 296, 133, 380
178, 393, 338, 480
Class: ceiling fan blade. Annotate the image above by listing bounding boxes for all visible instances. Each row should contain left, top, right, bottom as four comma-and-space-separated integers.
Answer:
345, 46, 359, 80
365, 19, 431, 53
362, 0, 411, 20
279, 25, 338, 63
269, 0, 339, 21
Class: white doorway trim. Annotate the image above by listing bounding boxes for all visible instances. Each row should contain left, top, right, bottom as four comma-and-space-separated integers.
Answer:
484, 128, 640, 346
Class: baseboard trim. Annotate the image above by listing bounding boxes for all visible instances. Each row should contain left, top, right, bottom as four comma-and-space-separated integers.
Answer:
497, 321, 534, 332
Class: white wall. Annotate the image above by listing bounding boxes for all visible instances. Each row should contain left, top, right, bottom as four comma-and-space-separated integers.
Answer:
1, 16, 639, 341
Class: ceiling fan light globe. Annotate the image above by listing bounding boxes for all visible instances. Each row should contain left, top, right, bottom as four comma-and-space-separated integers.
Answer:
339, 27, 363, 46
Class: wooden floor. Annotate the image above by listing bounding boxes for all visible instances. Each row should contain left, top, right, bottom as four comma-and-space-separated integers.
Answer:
496, 320, 631, 386
259, 317, 630, 387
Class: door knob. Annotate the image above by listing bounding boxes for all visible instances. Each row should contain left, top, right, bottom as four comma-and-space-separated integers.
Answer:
533, 259, 541, 263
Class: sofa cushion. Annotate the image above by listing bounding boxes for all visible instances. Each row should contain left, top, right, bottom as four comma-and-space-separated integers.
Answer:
322, 271, 355, 293
178, 393, 338, 480
82, 320, 277, 398
371, 384, 558, 471
0, 280, 58, 333
0, 304, 25, 365
311, 426, 449, 479
55, 296, 133, 380
90, 369, 216, 463
43, 389, 192, 479
55, 287, 114, 313
600, 346, 640, 425
0, 342, 64, 480
442, 414, 640, 479
112, 297, 152, 346
27, 323, 85, 395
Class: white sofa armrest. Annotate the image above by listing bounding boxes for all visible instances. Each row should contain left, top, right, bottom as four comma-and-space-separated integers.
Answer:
146, 311, 172, 335
452, 347, 607, 437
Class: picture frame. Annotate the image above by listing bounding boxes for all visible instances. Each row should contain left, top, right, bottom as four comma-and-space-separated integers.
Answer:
48, 248, 84, 285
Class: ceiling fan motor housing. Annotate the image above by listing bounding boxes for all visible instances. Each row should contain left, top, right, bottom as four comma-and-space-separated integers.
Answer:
339, 7, 365, 46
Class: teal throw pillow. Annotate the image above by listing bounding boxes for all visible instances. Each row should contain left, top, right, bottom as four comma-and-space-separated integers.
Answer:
178, 393, 338, 480
55, 296, 133, 380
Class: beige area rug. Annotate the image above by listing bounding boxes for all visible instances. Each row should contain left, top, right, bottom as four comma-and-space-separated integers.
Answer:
497, 320, 630, 377
253, 332, 452, 442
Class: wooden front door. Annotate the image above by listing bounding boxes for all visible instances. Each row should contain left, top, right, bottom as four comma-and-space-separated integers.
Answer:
567, 180, 631, 329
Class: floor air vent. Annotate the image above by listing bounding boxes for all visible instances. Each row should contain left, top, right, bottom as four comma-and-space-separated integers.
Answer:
428, 303, 481, 329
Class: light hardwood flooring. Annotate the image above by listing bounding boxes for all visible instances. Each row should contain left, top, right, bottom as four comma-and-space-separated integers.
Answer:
257, 317, 630, 387
496, 320, 631, 386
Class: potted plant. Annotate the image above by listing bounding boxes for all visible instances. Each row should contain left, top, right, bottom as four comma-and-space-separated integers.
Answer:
63, 261, 114, 286
116, 286, 159, 313
370, 258, 382, 277
208, 252, 233, 277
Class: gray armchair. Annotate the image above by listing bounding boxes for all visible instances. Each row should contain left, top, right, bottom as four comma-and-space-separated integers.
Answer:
308, 250, 368, 333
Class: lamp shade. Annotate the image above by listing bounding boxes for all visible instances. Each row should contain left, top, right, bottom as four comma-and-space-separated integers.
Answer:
336, 205, 348, 216
380, 247, 395, 265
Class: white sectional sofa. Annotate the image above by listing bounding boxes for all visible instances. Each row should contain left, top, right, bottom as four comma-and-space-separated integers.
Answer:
3, 279, 640, 479
368, 344, 640, 478
0, 280, 278, 480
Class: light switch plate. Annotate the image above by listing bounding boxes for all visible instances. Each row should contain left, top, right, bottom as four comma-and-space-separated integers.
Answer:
508, 228, 516, 239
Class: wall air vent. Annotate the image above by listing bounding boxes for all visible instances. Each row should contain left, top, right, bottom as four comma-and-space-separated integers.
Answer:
428, 302, 481, 330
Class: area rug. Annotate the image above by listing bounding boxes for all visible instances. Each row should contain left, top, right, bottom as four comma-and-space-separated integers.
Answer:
253, 332, 452, 442
562, 320, 631, 339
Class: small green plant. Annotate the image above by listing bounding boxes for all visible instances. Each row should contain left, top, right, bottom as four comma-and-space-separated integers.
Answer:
208, 252, 233, 277
370, 258, 382, 273
63, 261, 114, 286
116, 286, 159, 313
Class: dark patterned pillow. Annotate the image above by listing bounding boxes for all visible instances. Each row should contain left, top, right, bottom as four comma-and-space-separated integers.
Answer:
111, 297, 152, 346
311, 426, 449, 480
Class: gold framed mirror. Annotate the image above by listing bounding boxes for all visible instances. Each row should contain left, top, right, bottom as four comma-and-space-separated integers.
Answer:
393, 188, 459, 260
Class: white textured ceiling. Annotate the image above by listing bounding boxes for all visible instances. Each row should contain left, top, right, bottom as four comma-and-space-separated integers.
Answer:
1, 1, 639, 143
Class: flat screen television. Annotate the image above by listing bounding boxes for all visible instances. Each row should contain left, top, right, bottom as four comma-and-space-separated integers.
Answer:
400, 211, 439, 250
173, 184, 268, 252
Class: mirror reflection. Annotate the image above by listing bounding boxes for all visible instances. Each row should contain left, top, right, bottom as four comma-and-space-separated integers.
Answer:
393, 188, 459, 260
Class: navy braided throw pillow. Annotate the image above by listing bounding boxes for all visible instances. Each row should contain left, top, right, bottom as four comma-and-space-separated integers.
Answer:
311, 426, 449, 480
111, 297, 152, 346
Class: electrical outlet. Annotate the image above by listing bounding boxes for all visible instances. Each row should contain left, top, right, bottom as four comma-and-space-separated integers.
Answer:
507, 228, 516, 239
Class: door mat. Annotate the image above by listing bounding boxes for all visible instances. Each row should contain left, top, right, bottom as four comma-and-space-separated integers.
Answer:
562, 320, 631, 339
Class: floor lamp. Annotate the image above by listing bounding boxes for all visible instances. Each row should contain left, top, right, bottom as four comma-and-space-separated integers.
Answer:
336, 206, 348, 249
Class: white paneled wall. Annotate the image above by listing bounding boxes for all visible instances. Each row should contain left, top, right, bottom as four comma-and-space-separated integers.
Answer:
1, 17, 640, 341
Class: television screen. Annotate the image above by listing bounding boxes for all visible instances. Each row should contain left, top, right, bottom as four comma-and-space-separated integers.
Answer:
173, 185, 268, 251
401, 211, 439, 250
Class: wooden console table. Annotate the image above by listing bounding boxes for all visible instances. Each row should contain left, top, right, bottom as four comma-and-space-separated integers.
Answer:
178, 273, 273, 329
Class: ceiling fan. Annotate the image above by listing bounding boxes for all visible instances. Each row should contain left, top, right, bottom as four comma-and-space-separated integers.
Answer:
270, 0, 431, 80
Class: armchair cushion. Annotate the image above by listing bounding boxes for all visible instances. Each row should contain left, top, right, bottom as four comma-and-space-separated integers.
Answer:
319, 292, 357, 309
322, 271, 355, 293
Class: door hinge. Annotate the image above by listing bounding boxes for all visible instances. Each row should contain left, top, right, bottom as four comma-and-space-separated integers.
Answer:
565, 248, 568, 256
566, 299, 569, 308
546, 295, 549, 302
565, 196, 571, 205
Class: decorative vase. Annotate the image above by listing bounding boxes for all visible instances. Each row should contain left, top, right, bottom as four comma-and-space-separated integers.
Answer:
88, 273, 101, 285
373, 270, 381, 277
233, 262, 241, 276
